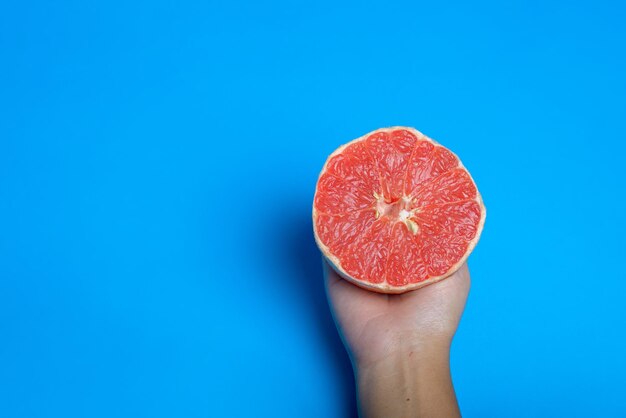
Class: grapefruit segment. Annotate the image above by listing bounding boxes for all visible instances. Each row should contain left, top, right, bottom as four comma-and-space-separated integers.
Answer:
314, 141, 381, 214
413, 200, 481, 241
313, 127, 486, 294
314, 173, 376, 214
411, 168, 477, 208
386, 223, 429, 286
325, 142, 380, 191
405, 142, 458, 196
340, 218, 393, 284
315, 210, 376, 256
365, 129, 418, 202
420, 234, 469, 276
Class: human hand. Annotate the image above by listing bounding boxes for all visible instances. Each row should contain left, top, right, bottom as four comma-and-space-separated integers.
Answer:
324, 260, 470, 367
323, 260, 470, 417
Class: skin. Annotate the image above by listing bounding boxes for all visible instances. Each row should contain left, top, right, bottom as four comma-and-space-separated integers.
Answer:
323, 260, 470, 418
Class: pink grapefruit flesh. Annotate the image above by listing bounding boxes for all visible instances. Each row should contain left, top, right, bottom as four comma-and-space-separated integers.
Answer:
313, 127, 486, 293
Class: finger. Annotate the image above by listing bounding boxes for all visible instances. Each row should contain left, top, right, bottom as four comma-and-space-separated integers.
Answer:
440, 262, 471, 293
322, 256, 342, 287
322, 257, 387, 311
322, 257, 359, 305
404, 262, 471, 309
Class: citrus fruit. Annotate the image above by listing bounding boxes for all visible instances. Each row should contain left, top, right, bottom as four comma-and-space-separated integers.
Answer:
313, 127, 486, 293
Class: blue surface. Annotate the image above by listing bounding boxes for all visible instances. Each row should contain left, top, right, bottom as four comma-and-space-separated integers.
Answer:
1, 1, 626, 417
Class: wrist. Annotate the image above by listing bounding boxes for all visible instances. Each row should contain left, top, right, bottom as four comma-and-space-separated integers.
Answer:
355, 340, 459, 418
355, 332, 452, 371
356, 337, 451, 381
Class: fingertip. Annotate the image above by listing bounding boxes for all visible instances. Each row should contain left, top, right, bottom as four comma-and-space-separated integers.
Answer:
321, 256, 339, 281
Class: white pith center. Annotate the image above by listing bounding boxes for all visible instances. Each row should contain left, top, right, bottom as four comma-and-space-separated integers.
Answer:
375, 195, 419, 234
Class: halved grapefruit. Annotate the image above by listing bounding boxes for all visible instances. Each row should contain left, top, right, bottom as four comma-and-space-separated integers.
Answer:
313, 127, 486, 294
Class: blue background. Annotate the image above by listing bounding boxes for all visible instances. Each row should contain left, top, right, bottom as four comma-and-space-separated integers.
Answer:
1, 0, 625, 417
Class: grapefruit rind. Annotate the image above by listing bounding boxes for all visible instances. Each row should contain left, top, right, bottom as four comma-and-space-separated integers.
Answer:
312, 126, 486, 294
